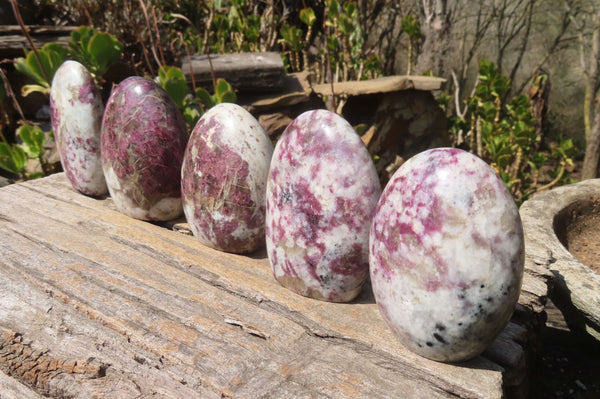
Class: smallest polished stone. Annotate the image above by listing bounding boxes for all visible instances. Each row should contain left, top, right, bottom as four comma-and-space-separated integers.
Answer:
50, 61, 107, 196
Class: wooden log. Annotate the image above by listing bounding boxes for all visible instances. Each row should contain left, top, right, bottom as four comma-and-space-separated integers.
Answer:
311, 75, 446, 97
0, 173, 547, 398
180, 52, 286, 92
0, 367, 45, 399
0, 25, 76, 59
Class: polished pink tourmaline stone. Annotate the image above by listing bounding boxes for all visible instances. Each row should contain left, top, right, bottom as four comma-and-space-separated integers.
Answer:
101, 76, 188, 221
181, 103, 273, 254
266, 109, 381, 302
370, 148, 524, 362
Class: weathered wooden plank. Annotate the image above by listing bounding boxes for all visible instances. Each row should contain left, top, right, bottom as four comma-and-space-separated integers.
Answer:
311, 75, 446, 96
0, 25, 76, 58
0, 173, 543, 398
0, 370, 45, 399
180, 52, 286, 92
0, 180, 488, 398
0, 249, 219, 398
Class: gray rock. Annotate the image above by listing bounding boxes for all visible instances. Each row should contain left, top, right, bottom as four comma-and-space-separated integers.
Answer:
0, 175, 12, 188
520, 180, 600, 340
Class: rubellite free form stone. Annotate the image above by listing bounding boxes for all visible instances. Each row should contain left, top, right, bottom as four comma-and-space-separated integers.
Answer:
181, 103, 273, 253
50, 60, 107, 196
266, 109, 381, 302
101, 76, 188, 221
369, 148, 524, 362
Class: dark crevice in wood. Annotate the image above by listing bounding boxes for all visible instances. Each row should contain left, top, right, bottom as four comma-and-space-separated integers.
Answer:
0, 328, 108, 397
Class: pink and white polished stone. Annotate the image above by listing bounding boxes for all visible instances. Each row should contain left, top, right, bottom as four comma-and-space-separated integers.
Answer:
370, 148, 524, 362
181, 103, 273, 253
50, 60, 107, 196
101, 76, 188, 221
266, 109, 381, 302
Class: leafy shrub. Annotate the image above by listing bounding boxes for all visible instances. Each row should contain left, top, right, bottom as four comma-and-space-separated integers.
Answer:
14, 43, 68, 96
0, 124, 48, 180
157, 65, 237, 127
14, 26, 123, 97
450, 60, 576, 204
3, 27, 123, 180
68, 26, 124, 79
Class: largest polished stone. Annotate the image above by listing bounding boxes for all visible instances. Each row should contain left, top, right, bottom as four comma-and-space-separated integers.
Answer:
370, 148, 524, 362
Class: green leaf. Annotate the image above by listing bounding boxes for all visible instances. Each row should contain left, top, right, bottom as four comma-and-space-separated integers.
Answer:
353, 123, 369, 136
0, 142, 27, 175
245, 25, 260, 43
327, 0, 341, 18
338, 14, 354, 35
281, 24, 303, 51
299, 8, 316, 27
75, 26, 94, 50
69, 26, 95, 64
166, 66, 186, 81
215, 78, 233, 98
478, 60, 497, 79
14, 44, 67, 92
25, 45, 69, 86
213, 14, 229, 32
183, 103, 202, 126
343, 1, 357, 17
86, 32, 123, 76
327, 35, 339, 52
158, 66, 168, 82
228, 6, 242, 32
219, 90, 237, 104
195, 87, 215, 110
18, 124, 46, 158
43, 42, 69, 60
561, 138, 575, 153
164, 79, 188, 110
26, 171, 44, 180
68, 27, 123, 79
158, 66, 189, 110
14, 56, 44, 87
499, 171, 511, 186
402, 15, 420, 38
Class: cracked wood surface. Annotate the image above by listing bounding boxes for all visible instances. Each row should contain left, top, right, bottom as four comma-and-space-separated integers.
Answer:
0, 173, 547, 398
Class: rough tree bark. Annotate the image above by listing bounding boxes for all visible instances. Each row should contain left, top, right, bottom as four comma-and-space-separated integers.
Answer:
415, 0, 452, 77
576, 7, 600, 179
583, 99, 600, 179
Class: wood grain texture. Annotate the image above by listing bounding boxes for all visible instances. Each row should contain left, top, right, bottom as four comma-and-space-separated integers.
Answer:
0, 25, 76, 58
0, 173, 547, 398
181, 52, 286, 92
311, 76, 446, 96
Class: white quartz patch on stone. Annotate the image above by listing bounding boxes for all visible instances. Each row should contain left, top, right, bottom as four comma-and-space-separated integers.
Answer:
104, 166, 182, 221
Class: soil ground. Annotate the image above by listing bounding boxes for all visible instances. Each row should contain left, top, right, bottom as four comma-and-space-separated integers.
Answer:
564, 208, 600, 275
529, 299, 600, 398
